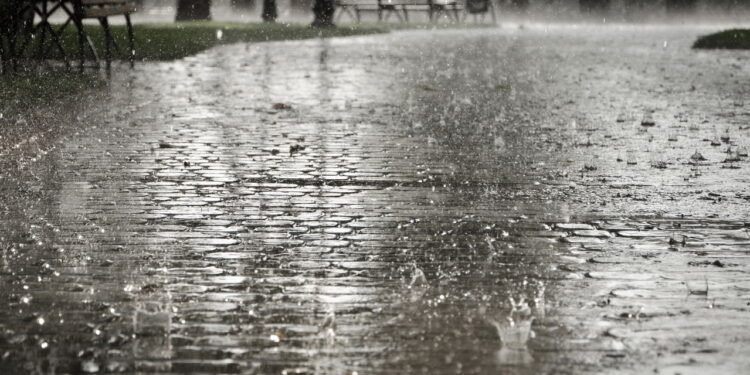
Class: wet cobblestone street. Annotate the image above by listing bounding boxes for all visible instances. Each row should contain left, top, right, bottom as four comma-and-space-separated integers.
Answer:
1, 25, 750, 374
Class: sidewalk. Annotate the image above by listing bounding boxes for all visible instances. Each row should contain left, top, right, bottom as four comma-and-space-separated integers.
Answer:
0, 26, 749, 374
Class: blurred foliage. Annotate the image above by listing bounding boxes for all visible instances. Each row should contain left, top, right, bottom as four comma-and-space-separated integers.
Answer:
0, 72, 103, 118
693, 29, 750, 49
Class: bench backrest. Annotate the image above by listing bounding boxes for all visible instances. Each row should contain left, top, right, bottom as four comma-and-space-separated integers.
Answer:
75, 0, 137, 18
379, 0, 434, 5
336, 0, 381, 4
465, 0, 490, 13
337, 0, 448, 6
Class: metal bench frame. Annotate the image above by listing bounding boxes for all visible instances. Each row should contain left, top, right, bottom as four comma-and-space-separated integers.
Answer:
335, 0, 464, 23
73, 0, 137, 69
462, 0, 496, 23
0, 0, 135, 72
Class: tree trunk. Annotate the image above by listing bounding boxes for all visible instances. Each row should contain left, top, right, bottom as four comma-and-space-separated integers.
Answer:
262, 0, 278, 22
311, 0, 335, 27
176, 0, 212, 21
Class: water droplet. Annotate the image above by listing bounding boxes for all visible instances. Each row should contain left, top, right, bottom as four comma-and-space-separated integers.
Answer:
320, 309, 336, 331
493, 136, 506, 152
690, 150, 707, 162
409, 267, 427, 288
81, 359, 99, 373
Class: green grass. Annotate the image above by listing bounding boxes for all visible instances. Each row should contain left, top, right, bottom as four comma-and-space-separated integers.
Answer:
8, 21, 493, 61
0, 72, 103, 118
693, 29, 750, 50
107, 22, 391, 60
7, 22, 388, 61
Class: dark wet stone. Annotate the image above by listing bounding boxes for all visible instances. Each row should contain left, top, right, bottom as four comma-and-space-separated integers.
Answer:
561, 236, 605, 244
574, 230, 614, 238
616, 230, 669, 238
204, 252, 255, 260
556, 223, 596, 231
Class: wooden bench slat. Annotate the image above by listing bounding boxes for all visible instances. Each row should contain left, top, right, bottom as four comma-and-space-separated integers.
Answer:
338, 0, 459, 5
336, 0, 471, 23
81, 0, 133, 5
381, 0, 430, 4
81, 5, 136, 18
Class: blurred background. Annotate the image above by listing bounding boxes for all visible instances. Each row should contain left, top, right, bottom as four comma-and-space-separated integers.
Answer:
127, 0, 750, 23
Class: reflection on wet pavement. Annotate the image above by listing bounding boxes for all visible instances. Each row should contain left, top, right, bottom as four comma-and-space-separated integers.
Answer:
1, 25, 750, 374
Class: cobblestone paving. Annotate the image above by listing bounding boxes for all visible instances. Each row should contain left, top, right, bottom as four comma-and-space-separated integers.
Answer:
1, 26, 750, 374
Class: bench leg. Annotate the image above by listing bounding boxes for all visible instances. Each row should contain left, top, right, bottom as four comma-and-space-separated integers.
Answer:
125, 13, 135, 68
34, 2, 48, 59
335, 8, 343, 22
74, 16, 86, 72
37, 27, 48, 59
338, 6, 356, 23
34, 2, 68, 62
99, 17, 112, 70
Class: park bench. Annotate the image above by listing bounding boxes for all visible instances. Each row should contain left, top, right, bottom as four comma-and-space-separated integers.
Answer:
335, 0, 379, 22
73, 0, 137, 68
335, 0, 464, 23
463, 0, 496, 22
0, 0, 136, 72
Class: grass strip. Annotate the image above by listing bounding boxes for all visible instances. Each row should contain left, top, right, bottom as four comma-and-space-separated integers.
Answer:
693, 29, 750, 50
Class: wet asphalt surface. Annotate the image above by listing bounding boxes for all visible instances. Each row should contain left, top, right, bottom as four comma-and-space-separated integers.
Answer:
1, 25, 750, 374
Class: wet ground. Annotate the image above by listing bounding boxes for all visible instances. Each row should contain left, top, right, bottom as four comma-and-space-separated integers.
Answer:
1, 24, 750, 374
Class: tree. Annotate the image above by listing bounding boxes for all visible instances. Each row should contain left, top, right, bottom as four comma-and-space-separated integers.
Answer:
312, 0, 335, 27
262, 0, 278, 22
176, 0, 212, 21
